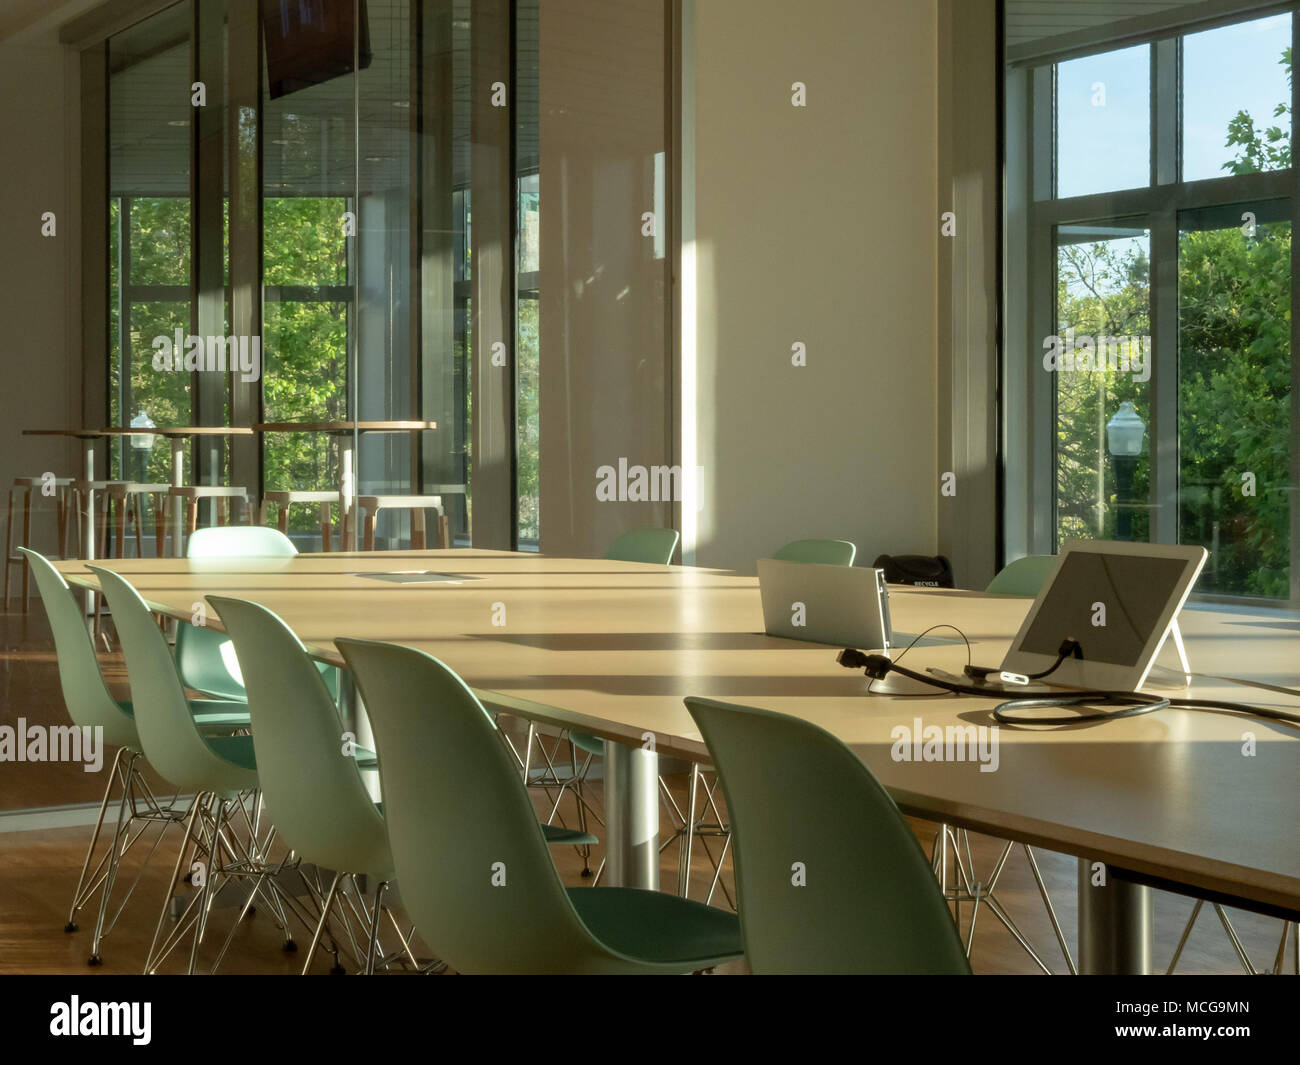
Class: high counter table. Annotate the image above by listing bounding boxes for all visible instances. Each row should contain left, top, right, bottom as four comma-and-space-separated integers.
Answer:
54, 550, 1300, 973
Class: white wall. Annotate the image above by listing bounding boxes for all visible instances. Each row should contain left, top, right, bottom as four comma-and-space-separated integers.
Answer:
0, 27, 80, 553
684, 0, 939, 573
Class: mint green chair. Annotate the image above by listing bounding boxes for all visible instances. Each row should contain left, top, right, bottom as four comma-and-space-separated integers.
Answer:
985, 555, 1056, 596
21, 548, 247, 965
92, 565, 291, 974
604, 527, 679, 565
175, 526, 298, 701
685, 697, 970, 974
772, 539, 857, 566
207, 595, 397, 975
207, 595, 597, 973
337, 637, 743, 974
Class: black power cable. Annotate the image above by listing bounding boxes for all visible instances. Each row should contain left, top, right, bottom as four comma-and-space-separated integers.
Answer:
837, 644, 1300, 727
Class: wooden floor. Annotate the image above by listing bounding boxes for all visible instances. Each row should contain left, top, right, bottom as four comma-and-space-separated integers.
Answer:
0, 600, 1292, 975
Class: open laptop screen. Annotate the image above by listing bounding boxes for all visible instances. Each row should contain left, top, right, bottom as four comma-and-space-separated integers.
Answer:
1018, 552, 1191, 667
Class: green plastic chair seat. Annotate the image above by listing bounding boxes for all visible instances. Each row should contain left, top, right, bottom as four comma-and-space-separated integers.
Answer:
985, 554, 1057, 597
604, 528, 679, 565
686, 697, 971, 974
336, 637, 733, 974
92, 567, 261, 798
568, 731, 605, 756
186, 701, 251, 731
567, 887, 741, 967
176, 527, 342, 703
542, 824, 599, 846
21, 549, 140, 752
204, 734, 258, 772
772, 539, 857, 566
115, 698, 251, 731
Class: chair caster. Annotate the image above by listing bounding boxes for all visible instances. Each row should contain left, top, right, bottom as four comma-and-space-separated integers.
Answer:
330, 963, 346, 975
88, 954, 102, 967
580, 868, 594, 878
65, 921, 79, 933
282, 939, 298, 953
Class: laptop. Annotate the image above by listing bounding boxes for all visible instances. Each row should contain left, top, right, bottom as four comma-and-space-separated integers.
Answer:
999, 540, 1207, 691
758, 559, 894, 649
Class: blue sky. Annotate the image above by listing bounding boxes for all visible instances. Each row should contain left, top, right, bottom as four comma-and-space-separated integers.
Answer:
1056, 12, 1291, 197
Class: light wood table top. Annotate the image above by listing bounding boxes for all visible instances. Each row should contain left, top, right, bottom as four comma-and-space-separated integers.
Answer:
253, 421, 437, 435
96, 426, 255, 437
22, 428, 107, 439
56, 550, 1300, 915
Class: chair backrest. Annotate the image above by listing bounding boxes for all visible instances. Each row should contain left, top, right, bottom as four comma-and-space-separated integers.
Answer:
91, 565, 251, 795
685, 696, 971, 974
772, 539, 857, 566
176, 525, 298, 698
336, 638, 622, 973
186, 525, 298, 559
985, 554, 1056, 597
604, 528, 679, 565
19, 549, 137, 749
208, 596, 391, 879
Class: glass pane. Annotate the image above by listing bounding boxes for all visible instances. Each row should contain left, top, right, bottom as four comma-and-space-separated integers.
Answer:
1182, 13, 1292, 181
261, 0, 358, 541
128, 197, 191, 286
107, 2, 193, 478
1179, 215, 1291, 597
124, 301, 194, 485
516, 0, 540, 547
1056, 44, 1150, 198
1053, 226, 1152, 545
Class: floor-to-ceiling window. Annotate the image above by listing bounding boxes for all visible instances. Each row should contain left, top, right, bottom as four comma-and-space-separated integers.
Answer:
106, 2, 194, 487
95, 0, 538, 548
1005, 0, 1296, 602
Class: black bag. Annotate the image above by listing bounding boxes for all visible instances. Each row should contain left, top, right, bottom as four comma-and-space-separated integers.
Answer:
872, 553, 955, 589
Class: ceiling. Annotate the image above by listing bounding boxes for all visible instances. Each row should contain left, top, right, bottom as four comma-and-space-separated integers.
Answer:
1004, 0, 1220, 49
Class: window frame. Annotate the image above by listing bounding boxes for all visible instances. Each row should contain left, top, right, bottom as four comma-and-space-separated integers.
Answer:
1005, 4, 1300, 607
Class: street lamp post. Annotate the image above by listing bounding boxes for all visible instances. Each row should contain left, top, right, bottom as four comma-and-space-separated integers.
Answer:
1106, 401, 1146, 541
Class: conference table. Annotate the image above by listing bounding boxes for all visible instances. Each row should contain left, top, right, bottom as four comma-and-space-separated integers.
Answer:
54, 549, 1300, 974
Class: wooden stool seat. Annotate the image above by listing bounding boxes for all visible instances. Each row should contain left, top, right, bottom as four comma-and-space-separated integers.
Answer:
358, 489, 463, 551
167, 485, 252, 549
262, 490, 340, 551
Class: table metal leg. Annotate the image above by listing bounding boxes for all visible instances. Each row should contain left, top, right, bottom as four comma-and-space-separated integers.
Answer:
80, 440, 96, 620
603, 741, 659, 890
1078, 858, 1153, 974
81, 440, 96, 561
339, 438, 355, 551
169, 438, 185, 557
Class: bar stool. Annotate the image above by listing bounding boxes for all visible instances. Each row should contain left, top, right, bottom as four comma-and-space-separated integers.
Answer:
262, 490, 340, 551
5, 476, 75, 610
358, 488, 464, 551
102, 482, 173, 559
168, 486, 252, 552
